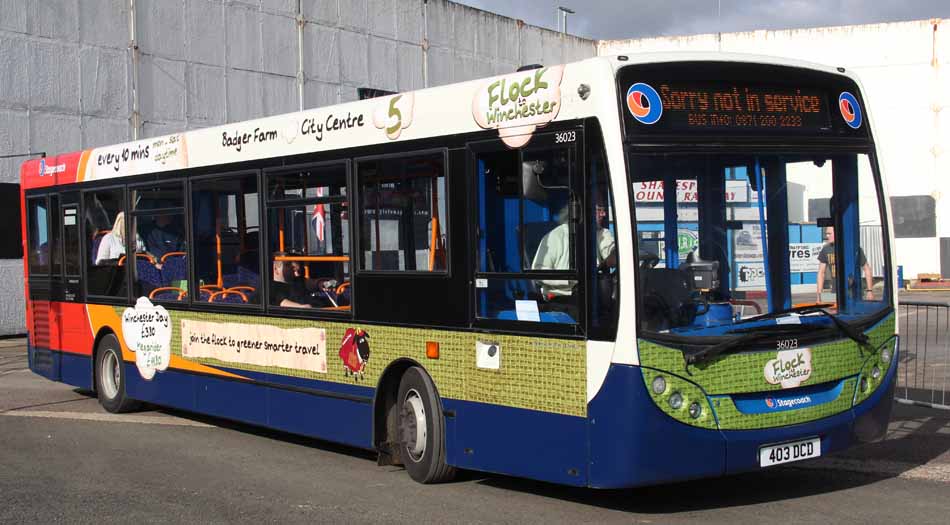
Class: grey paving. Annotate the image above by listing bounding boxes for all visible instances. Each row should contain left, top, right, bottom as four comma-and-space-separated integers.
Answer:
0, 339, 948, 524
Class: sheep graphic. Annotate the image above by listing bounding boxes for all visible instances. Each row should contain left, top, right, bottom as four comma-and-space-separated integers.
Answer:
339, 328, 370, 380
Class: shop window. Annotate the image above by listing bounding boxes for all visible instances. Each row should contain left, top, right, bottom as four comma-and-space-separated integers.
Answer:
891, 195, 936, 238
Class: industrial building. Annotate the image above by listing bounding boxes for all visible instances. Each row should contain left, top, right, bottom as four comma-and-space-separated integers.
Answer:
1, 1, 945, 335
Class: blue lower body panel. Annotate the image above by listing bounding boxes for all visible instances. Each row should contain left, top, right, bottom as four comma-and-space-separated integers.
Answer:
27, 342, 61, 382
60, 352, 93, 390
588, 357, 896, 489
123, 363, 375, 450
445, 398, 589, 487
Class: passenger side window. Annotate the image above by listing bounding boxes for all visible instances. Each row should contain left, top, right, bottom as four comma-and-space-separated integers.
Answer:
84, 188, 128, 298
357, 151, 447, 272
191, 174, 261, 305
266, 162, 351, 311
132, 183, 187, 302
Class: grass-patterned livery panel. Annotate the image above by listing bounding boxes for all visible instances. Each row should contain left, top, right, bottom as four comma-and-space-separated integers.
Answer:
638, 315, 894, 430
115, 307, 588, 417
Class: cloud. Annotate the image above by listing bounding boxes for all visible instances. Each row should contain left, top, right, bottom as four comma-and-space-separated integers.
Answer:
455, 0, 950, 40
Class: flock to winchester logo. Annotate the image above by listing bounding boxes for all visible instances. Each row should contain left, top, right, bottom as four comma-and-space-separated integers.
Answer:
764, 348, 813, 388
471, 65, 564, 148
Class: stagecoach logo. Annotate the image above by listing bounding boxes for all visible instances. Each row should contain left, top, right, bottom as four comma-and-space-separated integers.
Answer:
37, 158, 65, 177
764, 348, 813, 389
765, 394, 813, 410
374, 93, 414, 140
121, 297, 172, 381
838, 91, 862, 129
626, 82, 664, 125
471, 65, 564, 148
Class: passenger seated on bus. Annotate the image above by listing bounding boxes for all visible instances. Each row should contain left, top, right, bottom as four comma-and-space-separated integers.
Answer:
95, 212, 146, 265
146, 214, 184, 259
271, 255, 312, 308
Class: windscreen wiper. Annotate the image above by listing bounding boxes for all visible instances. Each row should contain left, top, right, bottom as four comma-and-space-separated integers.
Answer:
683, 324, 808, 365
741, 305, 869, 346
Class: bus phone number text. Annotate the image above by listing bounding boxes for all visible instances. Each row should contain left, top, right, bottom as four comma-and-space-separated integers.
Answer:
687, 113, 804, 129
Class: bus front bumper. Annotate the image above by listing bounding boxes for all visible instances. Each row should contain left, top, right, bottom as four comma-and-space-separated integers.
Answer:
587, 356, 896, 489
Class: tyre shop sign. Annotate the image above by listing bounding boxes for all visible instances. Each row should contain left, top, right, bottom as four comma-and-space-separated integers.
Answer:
789, 243, 823, 273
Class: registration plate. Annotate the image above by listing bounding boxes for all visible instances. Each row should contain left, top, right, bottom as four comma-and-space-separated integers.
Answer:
759, 437, 821, 467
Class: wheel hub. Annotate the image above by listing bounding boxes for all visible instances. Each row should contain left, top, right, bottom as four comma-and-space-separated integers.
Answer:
100, 350, 120, 400
400, 389, 427, 462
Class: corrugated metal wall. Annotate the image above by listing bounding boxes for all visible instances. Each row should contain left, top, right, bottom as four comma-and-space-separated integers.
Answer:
0, 0, 597, 335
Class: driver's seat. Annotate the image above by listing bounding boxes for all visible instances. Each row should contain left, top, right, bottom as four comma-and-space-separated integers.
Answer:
639, 267, 697, 330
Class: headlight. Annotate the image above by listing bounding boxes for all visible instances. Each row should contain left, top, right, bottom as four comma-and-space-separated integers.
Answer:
688, 402, 702, 419
651, 375, 667, 394
860, 377, 869, 392
871, 366, 881, 380
669, 392, 683, 410
881, 346, 892, 365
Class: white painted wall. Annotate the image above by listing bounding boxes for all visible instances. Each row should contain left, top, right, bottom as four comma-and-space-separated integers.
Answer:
599, 19, 949, 278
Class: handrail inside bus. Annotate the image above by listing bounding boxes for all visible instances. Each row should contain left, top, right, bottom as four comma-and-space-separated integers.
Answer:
274, 255, 350, 262
208, 289, 248, 303
148, 286, 186, 300
160, 251, 186, 263
117, 253, 157, 266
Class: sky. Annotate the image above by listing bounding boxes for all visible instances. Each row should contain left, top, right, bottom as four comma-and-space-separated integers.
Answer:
454, 0, 950, 40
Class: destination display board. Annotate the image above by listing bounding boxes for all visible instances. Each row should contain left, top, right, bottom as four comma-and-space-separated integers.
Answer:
618, 62, 870, 140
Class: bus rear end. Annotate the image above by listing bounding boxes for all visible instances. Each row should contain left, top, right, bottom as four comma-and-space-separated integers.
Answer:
589, 57, 896, 488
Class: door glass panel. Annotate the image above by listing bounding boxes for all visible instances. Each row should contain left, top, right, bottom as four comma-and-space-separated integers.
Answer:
27, 198, 49, 277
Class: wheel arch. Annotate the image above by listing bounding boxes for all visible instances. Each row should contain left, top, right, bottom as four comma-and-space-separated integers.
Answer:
372, 358, 444, 464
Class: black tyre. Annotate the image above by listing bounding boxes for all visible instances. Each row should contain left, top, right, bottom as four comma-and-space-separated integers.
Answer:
95, 334, 140, 413
397, 366, 456, 484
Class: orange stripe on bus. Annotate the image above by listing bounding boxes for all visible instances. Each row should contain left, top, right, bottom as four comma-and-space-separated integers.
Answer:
85, 304, 248, 380
77, 149, 92, 182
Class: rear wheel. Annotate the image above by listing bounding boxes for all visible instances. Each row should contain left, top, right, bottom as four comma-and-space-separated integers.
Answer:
397, 366, 456, 484
95, 334, 140, 413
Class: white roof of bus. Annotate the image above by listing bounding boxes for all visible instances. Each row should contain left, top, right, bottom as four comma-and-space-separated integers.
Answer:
42, 52, 863, 184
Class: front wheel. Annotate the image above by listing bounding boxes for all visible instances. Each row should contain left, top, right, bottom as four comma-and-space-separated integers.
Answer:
397, 366, 456, 484
95, 334, 140, 413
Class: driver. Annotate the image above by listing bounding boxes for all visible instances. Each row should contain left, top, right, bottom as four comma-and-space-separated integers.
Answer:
532, 200, 616, 300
